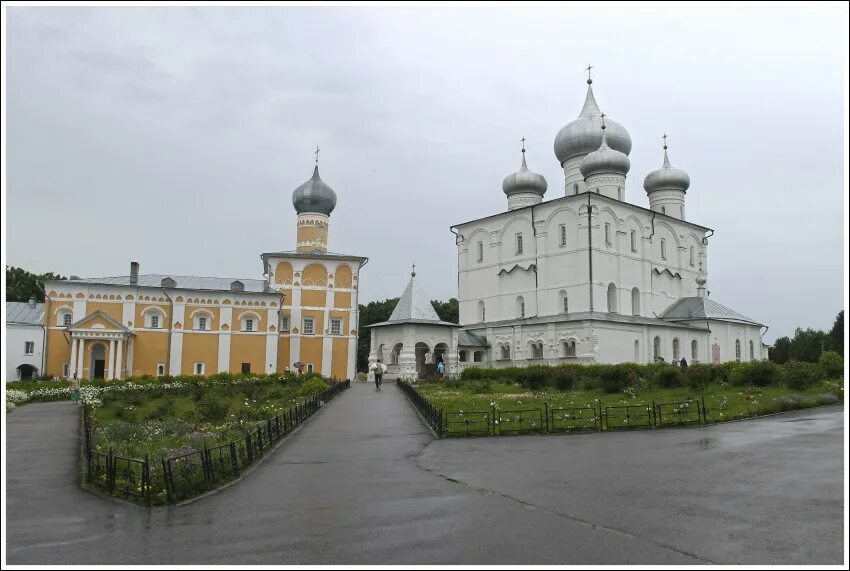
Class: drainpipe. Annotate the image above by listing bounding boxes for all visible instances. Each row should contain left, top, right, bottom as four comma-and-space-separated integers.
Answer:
531, 202, 539, 317
35, 281, 51, 378
648, 211, 657, 315
163, 289, 174, 375
450, 226, 462, 322
759, 325, 769, 360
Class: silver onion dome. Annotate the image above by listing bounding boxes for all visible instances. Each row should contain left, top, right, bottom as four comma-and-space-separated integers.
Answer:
579, 122, 630, 178
554, 79, 632, 165
502, 147, 548, 197
643, 142, 690, 194
292, 165, 337, 215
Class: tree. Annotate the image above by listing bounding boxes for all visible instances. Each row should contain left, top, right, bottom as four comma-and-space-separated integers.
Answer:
828, 310, 844, 356
789, 327, 830, 363
356, 298, 400, 372
769, 336, 791, 364
431, 298, 459, 324
5, 266, 67, 302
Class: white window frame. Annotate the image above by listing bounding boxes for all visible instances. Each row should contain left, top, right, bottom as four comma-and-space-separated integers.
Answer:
25, 341, 35, 355
604, 222, 611, 246
194, 362, 205, 375
630, 230, 637, 252
689, 246, 695, 266
281, 315, 290, 331
243, 318, 254, 332
515, 233, 523, 255
500, 345, 511, 360
559, 224, 567, 247
477, 241, 484, 262
330, 318, 342, 336
735, 339, 742, 361
150, 314, 160, 329
156, 363, 166, 377
197, 316, 208, 331
58, 309, 73, 327
749, 340, 754, 361
303, 317, 315, 335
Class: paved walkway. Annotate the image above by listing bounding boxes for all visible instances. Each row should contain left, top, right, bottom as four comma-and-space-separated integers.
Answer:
4, 383, 845, 565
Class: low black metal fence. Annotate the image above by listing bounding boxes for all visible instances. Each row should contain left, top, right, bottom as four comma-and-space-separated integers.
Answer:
83, 379, 350, 504
397, 381, 708, 438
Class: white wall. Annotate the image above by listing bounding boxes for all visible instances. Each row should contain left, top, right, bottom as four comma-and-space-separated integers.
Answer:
6, 324, 44, 381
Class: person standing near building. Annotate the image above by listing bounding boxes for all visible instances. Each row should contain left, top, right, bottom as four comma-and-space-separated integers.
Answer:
436, 359, 445, 379
371, 360, 385, 390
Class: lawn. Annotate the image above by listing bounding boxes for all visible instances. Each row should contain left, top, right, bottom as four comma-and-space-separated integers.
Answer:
415, 378, 844, 432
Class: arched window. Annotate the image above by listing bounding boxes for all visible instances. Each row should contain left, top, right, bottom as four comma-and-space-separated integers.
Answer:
516, 296, 525, 319
689, 246, 695, 266
391, 343, 402, 364
673, 338, 680, 361
529, 342, 543, 359
478, 300, 486, 323
634, 339, 640, 362
562, 339, 576, 358
660, 238, 667, 259
515, 233, 523, 255
618, 187, 623, 201
735, 339, 742, 361
661, 206, 666, 215
691, 339, 698, 361
500, 344, 511, 360
559, 224, 567, 246
307, 364, 314, 374
573, 183, 579, 195
240, 312, 261, 332
607, 283, 617, 313
459, 350, 468, 363
631, 287, 640, 316
473, 351, 484, 362
653, 336, 661, 361
749, 340, 754, 361
142, 307, 166, 329
559, 290, 568, 314
57, 308, 73, 327
192, 311, 213, 331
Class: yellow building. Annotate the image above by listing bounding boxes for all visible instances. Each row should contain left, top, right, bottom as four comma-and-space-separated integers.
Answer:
42, 163, 367, 380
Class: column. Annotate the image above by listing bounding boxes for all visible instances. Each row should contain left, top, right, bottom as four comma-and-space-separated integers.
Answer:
107, 339, 116, 380
69, 338, 79, 379
116, 338, 124, 379
76, 338, 85, 378
127, 337, 135, 377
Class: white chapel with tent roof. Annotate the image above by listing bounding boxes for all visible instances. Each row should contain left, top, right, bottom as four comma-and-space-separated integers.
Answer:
369, 69, 769, 380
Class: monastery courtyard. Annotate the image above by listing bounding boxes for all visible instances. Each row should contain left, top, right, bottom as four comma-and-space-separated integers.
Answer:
5, 380, 844, 565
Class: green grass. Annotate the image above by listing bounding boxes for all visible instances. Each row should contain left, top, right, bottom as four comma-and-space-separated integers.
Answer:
415, 379, 844, 426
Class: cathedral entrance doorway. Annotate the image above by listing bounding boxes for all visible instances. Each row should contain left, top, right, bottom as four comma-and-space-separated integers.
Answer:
91, 343, 106, 380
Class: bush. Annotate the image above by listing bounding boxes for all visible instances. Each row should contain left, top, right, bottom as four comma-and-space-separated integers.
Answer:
115, 406, 138, 422
298, 378, 330, 397
460, 367, 487, 381
145, 399, 176, 421
656, 367, 681, 389
735, 361, 780, 387
781, 361, 822, 390
599, 365, 638, 393
517, 367, 548, 390
686, 364, 713, 392
469, 379, 492, 394
196, 395, 229, 423
818, 351, 843, 379
553, 369, 577, 391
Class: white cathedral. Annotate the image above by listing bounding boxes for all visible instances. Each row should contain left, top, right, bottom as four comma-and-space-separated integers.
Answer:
369, 74, 768, 380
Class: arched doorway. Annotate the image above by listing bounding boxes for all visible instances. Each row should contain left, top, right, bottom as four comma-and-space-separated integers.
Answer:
17, 364, 37, 380
415, 342, 430, 376
391, 343, 403, 365
91, 343, 106, 379
434, 342, 448, 364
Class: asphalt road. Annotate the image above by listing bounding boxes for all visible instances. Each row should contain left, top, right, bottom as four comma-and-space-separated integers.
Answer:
4, 382, 845, 565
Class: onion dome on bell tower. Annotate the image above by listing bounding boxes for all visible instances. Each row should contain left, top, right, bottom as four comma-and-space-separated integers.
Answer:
643, 134, 691, 220
293, 147, 337, 254
578, 113, 630, 201
502, 138, 548, 211
554, 65, 632, 195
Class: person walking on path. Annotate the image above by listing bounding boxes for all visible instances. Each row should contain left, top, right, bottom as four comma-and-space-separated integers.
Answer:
436, 360, 445, 379
680, 357, 688, 369
371, 360, 386, 390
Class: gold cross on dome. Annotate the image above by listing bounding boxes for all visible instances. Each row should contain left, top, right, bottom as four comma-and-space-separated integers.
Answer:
586, 63, 593, 80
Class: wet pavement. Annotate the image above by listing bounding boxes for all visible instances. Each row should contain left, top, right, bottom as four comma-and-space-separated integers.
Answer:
4, 382, 845, 565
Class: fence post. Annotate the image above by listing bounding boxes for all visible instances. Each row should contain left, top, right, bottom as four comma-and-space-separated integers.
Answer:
652, 400, 658, 429
229, 441, 239, 478
107, 448, 115, 494
246, 433, 253, 464
491, 404, 497, 436
257, 427, 264, 456
143, 455, 151, 505
701, 395, 707, 424
162, 456, 172, 504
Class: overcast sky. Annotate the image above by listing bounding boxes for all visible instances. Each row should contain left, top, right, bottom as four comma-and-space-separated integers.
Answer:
4, 4, 847, 342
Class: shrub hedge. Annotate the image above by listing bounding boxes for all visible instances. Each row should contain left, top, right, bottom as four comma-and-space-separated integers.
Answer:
457, 359, 841, 392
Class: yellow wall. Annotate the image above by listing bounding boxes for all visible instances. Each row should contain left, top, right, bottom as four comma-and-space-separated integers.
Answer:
131, 331, 169, 376
184, 306, 220, 330
229, 334, 266, 374
301, 289, 327, 308
135, 304, 171, 328
300, 337, 324, 372
275, 262, 293, 284
331, 338, 349, 380
277, 337, 291, 371
300, 310, 324, 334
302, 263, 327, 286
181, 333, 220, 375
232, 309, 264, 331
335, 265, 353, 288
334, 291, 351, 309
45, 329, 72, 376
48, 302, 74, 326
85, 302, 123, 324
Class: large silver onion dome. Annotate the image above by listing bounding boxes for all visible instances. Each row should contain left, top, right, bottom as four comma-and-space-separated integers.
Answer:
292, 165, 337, 215
502, 148, 548, 197
643, 144, 690, 193
579, 125, 630, 178
554, 80, 632, 164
